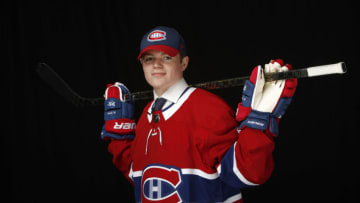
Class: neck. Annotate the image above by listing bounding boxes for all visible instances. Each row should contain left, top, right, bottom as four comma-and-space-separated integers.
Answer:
154, 88, 167, 97
154, 78, 183, 97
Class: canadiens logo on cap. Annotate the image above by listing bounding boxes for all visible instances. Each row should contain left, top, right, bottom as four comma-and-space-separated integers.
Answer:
137, 26, 187, 60
147, 30, 166, 42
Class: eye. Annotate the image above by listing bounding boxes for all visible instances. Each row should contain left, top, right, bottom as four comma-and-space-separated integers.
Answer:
163, 55, 172, 61
142, 56, 154, 63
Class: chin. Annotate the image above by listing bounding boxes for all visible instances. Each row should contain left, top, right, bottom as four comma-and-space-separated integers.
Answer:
148, 78, 166, 87
148, 81, 165, 89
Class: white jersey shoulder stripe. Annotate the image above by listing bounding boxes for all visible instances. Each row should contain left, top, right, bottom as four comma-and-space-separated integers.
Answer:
132, 170, 143, 178
181, 168, 219, 180
130, 167, 219, 180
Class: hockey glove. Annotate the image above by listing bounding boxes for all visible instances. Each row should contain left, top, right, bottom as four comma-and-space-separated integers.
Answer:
101, 82, 136, 140
236, 59, 297, 136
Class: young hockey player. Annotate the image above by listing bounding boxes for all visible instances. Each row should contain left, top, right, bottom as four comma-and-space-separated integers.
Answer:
101, 26, 297, 202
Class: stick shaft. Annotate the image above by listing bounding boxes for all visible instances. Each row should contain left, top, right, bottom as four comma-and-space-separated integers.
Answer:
36, 62, 346, 106
124, 62, 346, 101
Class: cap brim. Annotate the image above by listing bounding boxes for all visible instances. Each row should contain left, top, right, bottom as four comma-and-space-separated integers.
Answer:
137, 45, 179, 60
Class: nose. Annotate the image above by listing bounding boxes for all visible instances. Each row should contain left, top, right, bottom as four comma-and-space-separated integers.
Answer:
153, 58, 163, 69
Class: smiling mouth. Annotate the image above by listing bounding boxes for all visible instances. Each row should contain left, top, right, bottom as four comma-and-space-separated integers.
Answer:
152, 72, 166, 76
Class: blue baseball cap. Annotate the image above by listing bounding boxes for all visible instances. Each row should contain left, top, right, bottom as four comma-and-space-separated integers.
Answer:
137, 26, 187, 60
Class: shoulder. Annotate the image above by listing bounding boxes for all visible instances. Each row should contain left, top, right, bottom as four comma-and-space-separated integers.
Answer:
188, 88, 235, 115
192, 88, 232, 108
188, 88, 238, 138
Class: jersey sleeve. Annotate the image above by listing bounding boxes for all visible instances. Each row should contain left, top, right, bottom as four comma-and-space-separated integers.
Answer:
106, 102, 152, 183
194, 89, 275, 189
218, 127, 275, 188
107, 139, 133, 183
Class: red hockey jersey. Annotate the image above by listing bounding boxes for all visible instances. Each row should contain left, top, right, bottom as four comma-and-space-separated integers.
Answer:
108, 87, 275, 202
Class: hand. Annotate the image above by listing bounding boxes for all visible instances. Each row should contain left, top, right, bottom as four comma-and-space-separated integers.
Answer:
236, 59, 297, 136
101, 82, 136, 140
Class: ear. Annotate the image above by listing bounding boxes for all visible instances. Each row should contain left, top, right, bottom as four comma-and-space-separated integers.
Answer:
180, 56, 189, 71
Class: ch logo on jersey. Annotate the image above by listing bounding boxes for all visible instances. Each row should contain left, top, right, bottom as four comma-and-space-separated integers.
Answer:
147, 30, 166, 42
141, 165, 182, 202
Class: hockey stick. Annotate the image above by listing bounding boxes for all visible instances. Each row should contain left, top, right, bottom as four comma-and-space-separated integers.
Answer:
36, 63, 105, 107
36, 62, 347, 107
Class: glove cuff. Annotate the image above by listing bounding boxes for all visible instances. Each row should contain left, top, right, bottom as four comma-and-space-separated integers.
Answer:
105, 118, 136, 135
238, 110, 282, 137
239, 110, 270, 130
239, 97, 293, 136
101, 125, 135, 140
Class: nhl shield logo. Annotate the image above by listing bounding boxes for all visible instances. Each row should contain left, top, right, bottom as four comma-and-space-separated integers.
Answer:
141, 165, 182, 202
147, 30, 166, 42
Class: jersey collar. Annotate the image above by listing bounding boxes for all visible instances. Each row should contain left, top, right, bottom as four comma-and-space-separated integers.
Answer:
153, 78, 188, 104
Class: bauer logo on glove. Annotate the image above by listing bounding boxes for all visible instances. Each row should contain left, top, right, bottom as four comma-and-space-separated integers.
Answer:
101, 82, 136, 140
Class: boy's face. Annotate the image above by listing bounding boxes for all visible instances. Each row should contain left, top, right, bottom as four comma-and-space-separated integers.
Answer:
141, 49, 189, 96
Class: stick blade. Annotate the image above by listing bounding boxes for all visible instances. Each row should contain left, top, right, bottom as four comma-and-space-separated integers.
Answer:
36, 62, 104, 107
36, 62, 77, 103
